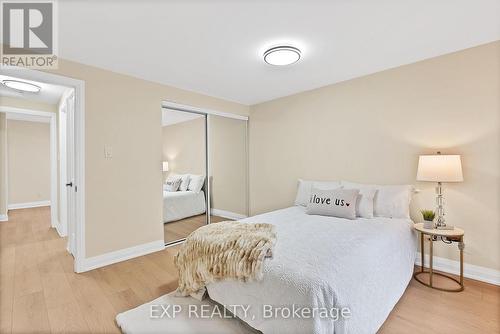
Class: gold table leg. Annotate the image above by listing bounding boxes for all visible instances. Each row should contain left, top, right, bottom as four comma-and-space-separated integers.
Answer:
458, 236, 465, 288
420, 233, 424, 273
429, 235, 433, 287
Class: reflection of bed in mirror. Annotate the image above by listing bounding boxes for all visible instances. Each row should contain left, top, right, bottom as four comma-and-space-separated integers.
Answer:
162, 172, 208, 243
162, 189, 206, 223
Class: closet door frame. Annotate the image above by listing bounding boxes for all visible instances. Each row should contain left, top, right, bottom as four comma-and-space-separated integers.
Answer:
161, 101, 249, 230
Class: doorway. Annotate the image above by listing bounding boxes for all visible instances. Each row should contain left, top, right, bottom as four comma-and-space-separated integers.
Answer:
0, 108, 56, 222
0, 67, 85, 273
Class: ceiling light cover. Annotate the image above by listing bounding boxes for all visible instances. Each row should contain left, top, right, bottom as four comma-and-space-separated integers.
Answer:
2, 80, 41, 93
264, 46, 301, 66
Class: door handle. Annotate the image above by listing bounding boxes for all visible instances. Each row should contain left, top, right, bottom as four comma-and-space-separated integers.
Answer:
66, 182, 73, 187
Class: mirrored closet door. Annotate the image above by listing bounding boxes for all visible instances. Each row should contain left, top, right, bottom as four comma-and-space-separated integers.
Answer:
208, 115, 248, 223
161, 104, 249, 246
162, 109, 208, 244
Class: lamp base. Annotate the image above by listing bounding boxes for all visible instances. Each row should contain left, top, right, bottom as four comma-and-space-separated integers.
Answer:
435, 182, 446, 229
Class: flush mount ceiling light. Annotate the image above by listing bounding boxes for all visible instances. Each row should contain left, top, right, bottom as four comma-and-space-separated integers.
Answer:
1, 80, 41, 93
263, 45, 301, 66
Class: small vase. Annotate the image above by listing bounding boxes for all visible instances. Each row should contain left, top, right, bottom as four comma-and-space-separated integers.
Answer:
423, 220, 433, 229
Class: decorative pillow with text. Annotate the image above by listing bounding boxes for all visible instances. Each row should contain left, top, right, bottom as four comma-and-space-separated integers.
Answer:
306, 188, 360, 220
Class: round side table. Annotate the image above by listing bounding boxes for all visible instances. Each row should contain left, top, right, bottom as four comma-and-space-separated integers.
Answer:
413, 223, 465, 292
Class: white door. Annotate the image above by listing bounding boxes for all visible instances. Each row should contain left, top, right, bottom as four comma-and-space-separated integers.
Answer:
65, 92, 76, 255
59, 101, 68, 236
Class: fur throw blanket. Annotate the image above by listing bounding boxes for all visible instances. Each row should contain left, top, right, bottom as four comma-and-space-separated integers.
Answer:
174, 221, 276, 300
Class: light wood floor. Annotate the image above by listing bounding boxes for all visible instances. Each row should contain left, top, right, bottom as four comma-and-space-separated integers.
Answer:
1, 207, 498, 333
164, 214, 227, 243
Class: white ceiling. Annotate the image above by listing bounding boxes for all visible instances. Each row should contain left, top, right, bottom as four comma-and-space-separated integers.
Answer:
162, 108, 203, 127
59, 1, 500, 105
0, 74, 70, 105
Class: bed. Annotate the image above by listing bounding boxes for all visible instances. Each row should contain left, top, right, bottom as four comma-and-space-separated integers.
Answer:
206, 206, 417, 334
118, 203, 416, 333
163, 190, 206, 223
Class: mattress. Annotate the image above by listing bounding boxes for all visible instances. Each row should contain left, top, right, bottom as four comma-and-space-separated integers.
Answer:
163, 190, 206, 223
207, 206, 417, 334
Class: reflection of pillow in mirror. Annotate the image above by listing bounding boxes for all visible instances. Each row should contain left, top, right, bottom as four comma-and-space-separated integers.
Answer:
170, 174, 190, 191
188, 175, 205, 193
165, 175, 182, 192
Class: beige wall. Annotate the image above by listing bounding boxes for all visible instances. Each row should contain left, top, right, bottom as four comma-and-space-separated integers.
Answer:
162, 117, 205, 177
209, 115, 247, 215
0, 114, 6, 217
249, 41, 500, 271
7, 120, 51, 204
45, 59, 249, 258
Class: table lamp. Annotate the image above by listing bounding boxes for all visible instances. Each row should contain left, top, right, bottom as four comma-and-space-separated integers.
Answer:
416, 152, 463, 229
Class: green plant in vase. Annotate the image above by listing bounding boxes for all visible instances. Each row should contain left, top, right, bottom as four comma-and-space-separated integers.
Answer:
420, 209, 435, 229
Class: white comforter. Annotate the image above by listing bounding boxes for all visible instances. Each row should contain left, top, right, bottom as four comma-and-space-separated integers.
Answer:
163, 190, 206, 223
207, 206, 417, 334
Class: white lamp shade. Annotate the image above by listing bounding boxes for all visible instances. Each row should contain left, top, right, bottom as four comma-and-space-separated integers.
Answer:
417, 155, 463, 182
162, 161, 169, 172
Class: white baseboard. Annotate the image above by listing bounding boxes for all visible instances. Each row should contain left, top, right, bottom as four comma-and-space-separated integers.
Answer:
53, 219, 67, 238
8, 200, 51, 210
211, 209, 247, 221
0, 214, 8, 222
415, 252, 500, 286
79, 239, 165, 272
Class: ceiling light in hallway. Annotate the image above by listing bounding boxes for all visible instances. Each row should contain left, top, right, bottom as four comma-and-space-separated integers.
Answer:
2, 80, 41, 93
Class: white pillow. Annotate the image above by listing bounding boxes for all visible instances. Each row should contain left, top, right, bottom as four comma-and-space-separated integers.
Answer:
306, 187, 359, 220
165, 175, 182, 192
170, 174, 190, 191
342, 181, 413, 219
341, 185, 376, 218
188, 175, 205, 193
294, 179, 341, 206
